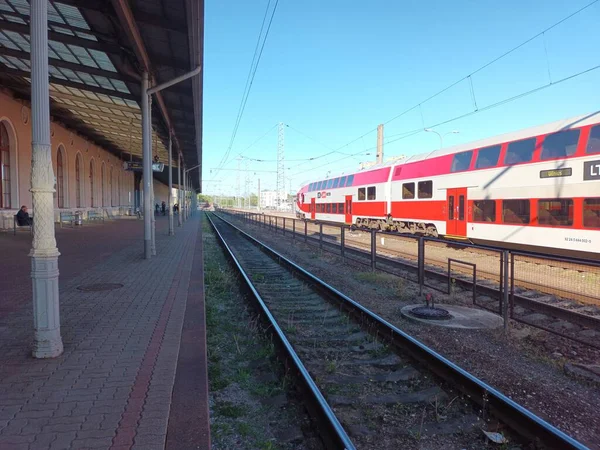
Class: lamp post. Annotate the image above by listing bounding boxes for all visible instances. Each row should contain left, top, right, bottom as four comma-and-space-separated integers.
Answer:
424, 129, 460, 149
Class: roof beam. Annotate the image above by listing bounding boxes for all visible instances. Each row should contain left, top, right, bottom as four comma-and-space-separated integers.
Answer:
0, 66, 137, 101
0, 19, 124, 54
53, 0, 188, 34
0, 47, 137, 83
110, 0, 185, 159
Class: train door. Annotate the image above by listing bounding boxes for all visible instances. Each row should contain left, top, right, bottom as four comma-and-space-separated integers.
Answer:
311, 198, 316, 220
446, 188, 467, 237
345, 195, 352, 224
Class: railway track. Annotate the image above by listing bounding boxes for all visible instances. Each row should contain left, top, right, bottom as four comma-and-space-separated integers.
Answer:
238, 213, 600, 348
207, 212, 585, 450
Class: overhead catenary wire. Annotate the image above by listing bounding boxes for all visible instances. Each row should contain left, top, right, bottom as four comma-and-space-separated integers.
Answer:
215, 0, 280, 176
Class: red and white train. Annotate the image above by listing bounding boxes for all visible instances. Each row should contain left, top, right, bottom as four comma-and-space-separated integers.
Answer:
295, 113, 600, 258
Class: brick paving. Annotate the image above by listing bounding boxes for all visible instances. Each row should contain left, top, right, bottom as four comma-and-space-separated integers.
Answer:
0, 215, 207, 449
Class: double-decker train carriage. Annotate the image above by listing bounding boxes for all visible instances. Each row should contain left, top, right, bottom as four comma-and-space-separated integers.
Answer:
295, 113, 600, 258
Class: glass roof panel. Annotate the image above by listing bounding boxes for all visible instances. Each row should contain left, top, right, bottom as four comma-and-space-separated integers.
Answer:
47, 3, 66, 25
0, 3, 15, 13
50, 25, 75, 37
0, 31, 20, 50
88, 49, 117, 72
0, 55, 17, 69
48, 41, 79, 64
54, 3, 91, 30
4, 15, 27, 24
3, 30, 29, 52
6, 55, 29, 71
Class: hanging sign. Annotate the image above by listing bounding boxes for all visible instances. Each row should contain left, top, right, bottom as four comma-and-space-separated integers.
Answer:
123, 162, 165, 172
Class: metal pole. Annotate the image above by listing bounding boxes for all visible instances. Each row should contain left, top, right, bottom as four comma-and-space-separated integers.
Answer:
141, 72, 152, 258
168, 132, 174, 236
177, 155, 182, 227
304, 220, 308, 243
292, 219, 296, 241
371, 229, 377, 270
283, 217, 286, 236
340, 226, 345, 258
319, 223, 323, 250
503, 250, 509, 334
418, 237, 424, 295
30, 0, 63, 358
149, 96, 156, 257
182, 168, 187, 222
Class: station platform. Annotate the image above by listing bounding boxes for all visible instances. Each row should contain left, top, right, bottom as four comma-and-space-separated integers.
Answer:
0, 215, 210, 450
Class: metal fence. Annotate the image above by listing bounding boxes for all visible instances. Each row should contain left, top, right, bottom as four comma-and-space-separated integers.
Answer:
226, 210, 600, 347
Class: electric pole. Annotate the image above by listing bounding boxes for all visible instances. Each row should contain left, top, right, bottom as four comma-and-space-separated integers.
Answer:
376, 123, 384, 164
276, 122, 285, 210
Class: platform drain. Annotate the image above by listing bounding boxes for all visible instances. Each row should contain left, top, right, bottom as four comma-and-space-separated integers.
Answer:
77, 283, 124, 292
409, 306, 452, 320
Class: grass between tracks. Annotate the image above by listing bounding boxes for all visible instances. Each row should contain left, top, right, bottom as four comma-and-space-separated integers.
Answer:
203, 217, 321, 450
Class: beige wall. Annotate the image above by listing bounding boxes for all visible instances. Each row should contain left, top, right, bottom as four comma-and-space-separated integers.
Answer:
0, 90, 142, 228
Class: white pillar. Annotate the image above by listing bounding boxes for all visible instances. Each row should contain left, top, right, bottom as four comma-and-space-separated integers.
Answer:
168, 132, 174, 235
148, 95, 156, 256
142, 72, 152, 259
30, 0, 63, 358
177, 155, 182, 227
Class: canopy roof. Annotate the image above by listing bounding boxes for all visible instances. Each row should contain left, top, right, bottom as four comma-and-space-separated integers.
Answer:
0, 0, 203, 190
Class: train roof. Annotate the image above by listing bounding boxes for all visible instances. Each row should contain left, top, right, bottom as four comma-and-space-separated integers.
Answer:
364, 111, 600, 170
299, 111, 600, 187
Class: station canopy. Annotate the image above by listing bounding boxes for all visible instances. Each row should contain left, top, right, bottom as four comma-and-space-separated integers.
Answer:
0, 0, 203, 190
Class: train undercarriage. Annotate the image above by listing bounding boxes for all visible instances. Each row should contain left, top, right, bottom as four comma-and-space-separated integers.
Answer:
354, 216, 439, 237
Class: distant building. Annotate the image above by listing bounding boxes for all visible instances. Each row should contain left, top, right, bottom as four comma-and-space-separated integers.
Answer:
260, 190, 288, 210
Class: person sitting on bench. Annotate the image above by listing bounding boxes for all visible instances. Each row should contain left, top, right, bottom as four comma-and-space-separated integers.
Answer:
16, 205, 33, 226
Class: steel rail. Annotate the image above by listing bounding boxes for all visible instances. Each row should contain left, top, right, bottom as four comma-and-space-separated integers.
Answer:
206, 214, 355, 450
212, 212, 588, 450
238, 212, 600, 334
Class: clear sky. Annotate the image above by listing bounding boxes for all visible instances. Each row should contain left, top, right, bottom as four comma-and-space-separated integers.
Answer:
202, 0, 600, 196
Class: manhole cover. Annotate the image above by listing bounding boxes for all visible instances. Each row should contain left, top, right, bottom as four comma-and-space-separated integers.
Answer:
77, 283, 124, 292
410, 306, 452, 320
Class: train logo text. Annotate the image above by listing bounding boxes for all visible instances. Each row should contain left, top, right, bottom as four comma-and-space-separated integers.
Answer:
584, 160, 600, 180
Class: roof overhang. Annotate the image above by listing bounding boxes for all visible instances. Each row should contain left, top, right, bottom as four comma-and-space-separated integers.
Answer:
0, 0, 204, 191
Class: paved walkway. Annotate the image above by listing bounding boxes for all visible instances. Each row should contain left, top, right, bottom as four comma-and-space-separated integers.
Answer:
0, 215, 210, 449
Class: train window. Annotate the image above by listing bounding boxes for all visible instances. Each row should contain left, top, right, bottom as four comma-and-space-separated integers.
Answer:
367, 186, 376, 200
333, 178, 340, 188
321, 204, 326, 213
448, 196, 454, 220
346, 175, 354, 186
358, 188, 366, 200
316, 181, 322, 190
458, 195, 465, 221
541, 130, 580, 160
475, 145, 501, 169
339, 203, 344, 214
332, 203, 337, 213
326, 203, 331, 213
505, 138, 536, 165
301, 193, 305, 203
538, 199, 573, 226
586, 125, 600, 154
502, 199, 530, 224
450, 151, 473, 172
325, 179, 332, 189
418, 180, 432, 199
402, 182, 415, 199
583, 198, 600, 228
473, 200, 496, 222
339, 175, 347, 187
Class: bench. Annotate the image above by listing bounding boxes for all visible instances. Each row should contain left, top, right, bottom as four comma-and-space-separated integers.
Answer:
59, 211, 78, 228
13, 214, 33, 235
88, 210, 104, 223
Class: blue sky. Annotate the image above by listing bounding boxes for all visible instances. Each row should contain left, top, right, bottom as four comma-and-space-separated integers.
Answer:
202, 0, 600, 196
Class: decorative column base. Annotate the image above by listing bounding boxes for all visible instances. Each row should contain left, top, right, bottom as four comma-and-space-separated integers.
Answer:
30, 250, 63, 358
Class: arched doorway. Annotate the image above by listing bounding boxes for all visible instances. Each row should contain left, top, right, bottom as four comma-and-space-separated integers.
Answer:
75, 153, 83, 208
101, 162, 106, 207
0, 123, 11, 209
90, 159, 95, 207
56, 146, 66, 208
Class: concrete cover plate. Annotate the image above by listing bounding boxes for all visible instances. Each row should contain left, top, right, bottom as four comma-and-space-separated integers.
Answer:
401, 304, 503, 329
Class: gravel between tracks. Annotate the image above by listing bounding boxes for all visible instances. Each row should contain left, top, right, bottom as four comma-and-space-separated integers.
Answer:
227, 214, 600, 449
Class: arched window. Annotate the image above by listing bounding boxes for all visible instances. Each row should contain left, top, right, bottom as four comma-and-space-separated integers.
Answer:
101, 163, 106, 207
90, 160, 95, 207
75, 153, 83, 208
56, 146, 65, 208
0, 123, 11, 209
110, 166, 114, 206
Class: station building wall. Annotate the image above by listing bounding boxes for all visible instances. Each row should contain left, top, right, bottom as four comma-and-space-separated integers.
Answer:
0, 90, 175, 229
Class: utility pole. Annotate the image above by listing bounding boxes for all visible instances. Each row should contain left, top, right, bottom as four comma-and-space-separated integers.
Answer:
244, 159, 250, 209
276, 122, 285, 210
257, 178, 261, 211
236, 157, 241, 208
376, 123, 384, 164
